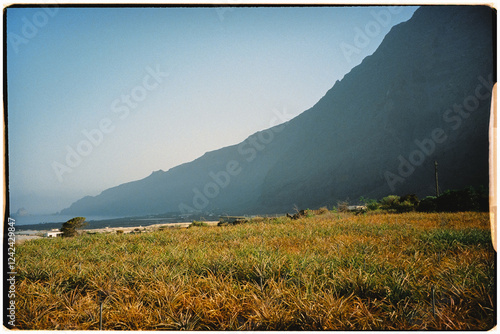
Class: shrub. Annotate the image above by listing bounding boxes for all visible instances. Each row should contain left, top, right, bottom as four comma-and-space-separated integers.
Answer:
417, 196, 437, 212
359, 196, 380, 211
417, 186, 488, 212
191, 221, 208, 227
60, 217, 87, 237
400, 194, 419, 207
305, 209, 315, 218
380, 195, 418, 213
436, 186, 488, 212
316, 207, 330, 215
366, 200, 380, 211
396, 200, 415, 212
116, 230, 124, 234
337, 201, 349, 212
379, 195, 400, 211
359, 197, 380, 211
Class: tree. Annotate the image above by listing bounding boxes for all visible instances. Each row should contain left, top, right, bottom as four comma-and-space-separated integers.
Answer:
61, 217, 87, 237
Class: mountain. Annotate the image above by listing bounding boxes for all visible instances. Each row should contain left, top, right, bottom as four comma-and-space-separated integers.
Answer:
61, 6, 495, 217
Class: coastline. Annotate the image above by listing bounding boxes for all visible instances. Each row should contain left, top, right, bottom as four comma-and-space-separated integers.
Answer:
15, 221, 220, 244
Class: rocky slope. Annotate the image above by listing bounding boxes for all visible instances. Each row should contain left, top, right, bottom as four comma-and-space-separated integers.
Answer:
62, 6, 494, 216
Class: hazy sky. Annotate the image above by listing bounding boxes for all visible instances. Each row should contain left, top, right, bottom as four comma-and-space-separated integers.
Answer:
7, 5, 418, 214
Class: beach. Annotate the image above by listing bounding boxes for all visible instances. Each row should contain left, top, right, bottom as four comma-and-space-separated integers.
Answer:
15, 221, 220, 244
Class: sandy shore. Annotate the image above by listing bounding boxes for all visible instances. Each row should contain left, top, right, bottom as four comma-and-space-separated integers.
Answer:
15, 235, 43, 244
15, 221, 220, 244
83, 221, 220, 233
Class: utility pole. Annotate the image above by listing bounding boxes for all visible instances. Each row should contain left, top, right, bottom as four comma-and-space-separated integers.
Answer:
434, 161, 439, 197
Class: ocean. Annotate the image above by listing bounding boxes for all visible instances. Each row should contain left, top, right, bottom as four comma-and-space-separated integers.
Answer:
8, 214, 122, 226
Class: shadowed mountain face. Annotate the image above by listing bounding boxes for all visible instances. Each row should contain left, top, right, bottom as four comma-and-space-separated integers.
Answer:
61, 6, 494, 217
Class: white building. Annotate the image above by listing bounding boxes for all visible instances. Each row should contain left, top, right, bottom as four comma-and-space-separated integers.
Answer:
45, 229, 63, 238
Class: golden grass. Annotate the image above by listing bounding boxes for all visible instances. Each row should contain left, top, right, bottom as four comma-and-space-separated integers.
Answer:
15, 211, 495, 330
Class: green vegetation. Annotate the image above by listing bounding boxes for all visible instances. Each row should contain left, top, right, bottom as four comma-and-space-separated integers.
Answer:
16, 211, 494, 330
419, 186, 489, 212
357, 186, 488, 214
60, 217, 87, 238
190, 220, 208, 227
377, 194, 419, 213
359, 196, 378, 210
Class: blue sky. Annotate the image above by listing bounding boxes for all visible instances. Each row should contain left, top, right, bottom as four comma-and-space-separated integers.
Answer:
6, 6, 418, 214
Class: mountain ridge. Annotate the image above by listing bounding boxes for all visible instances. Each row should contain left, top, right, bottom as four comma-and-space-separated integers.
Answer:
61, 5, 494, 217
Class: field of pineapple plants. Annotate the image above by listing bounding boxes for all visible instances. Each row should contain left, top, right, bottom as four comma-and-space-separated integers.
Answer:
14, 211, 495, 330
